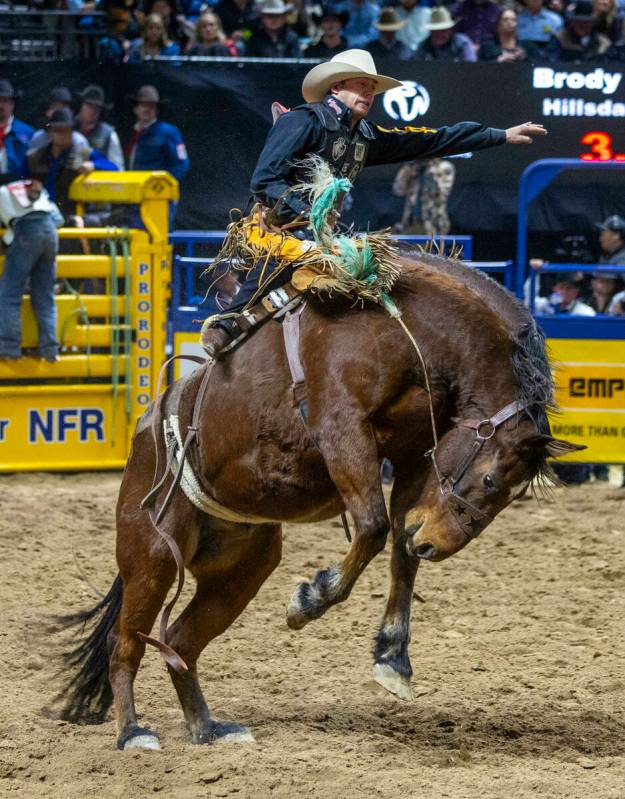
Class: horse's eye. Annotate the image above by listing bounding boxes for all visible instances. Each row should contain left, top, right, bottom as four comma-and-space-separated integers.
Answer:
483, 474, 495, 491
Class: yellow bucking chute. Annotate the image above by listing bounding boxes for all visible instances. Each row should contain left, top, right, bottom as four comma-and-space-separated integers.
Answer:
0, 171, 178, 472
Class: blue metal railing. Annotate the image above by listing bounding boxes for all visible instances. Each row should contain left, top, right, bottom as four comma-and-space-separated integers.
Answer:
526, 262, 625, 339
516, 158, 625, 299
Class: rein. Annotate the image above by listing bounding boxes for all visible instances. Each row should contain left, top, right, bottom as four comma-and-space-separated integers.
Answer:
138, 353, 215, 673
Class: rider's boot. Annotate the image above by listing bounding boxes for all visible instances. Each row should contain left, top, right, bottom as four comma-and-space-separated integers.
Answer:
200, 323, 232, 360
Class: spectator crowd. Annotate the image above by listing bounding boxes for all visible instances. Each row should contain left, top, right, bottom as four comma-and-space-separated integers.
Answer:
11, 0, 625, 64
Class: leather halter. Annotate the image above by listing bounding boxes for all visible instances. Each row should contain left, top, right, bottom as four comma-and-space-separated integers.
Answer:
426, 399, 527, 542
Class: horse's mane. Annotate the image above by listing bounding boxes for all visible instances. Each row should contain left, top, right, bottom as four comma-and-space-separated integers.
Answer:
394, 252, 555, 488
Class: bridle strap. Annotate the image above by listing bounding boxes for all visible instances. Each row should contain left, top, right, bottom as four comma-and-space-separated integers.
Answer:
446, 437, 485, 492
457, 399, 526, 435
449, 400, 526, 489
428, 398, 528, 542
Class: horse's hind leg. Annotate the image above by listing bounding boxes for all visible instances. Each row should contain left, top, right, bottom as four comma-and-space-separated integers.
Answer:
287, 418, 390, 629
109, 555, 175, 751
110, 432, 196, 751
165, 519, 281, 745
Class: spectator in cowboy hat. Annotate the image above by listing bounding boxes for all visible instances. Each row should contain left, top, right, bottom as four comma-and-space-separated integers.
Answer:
202, 47, 548, 356
75, 85, 125, 170
125, 85, 189, 224
415, 6, 477, 60
394, 0, 431, 50
26, 107, 118, 221
327, 0, 381, 48
245, 0, 301, 56
43, 86, 73, 118
125, 85, 189, 180
304, 8, 349, 58
30, 86, 89, 152
367, 7, 414, 59
549, 0, 611, 61
0, 80, 34, 180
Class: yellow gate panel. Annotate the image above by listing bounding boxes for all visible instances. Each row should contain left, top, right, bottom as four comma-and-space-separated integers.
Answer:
0, 385, 128, 471
0, 171, 177, 473
548, 338, 625, 463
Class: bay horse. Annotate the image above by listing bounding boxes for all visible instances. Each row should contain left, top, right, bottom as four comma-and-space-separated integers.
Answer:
57, 253, 582, 750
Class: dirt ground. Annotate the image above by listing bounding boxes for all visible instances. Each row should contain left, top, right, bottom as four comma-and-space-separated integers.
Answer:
0, 472, 624, 799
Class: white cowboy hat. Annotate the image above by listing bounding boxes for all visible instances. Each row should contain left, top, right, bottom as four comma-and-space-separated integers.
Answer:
256, 0, 293, 14
302, 49, 403, 104
426, 7, 456, 30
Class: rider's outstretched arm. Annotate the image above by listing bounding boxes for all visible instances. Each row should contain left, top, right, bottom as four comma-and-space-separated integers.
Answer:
366, 121, 547, 166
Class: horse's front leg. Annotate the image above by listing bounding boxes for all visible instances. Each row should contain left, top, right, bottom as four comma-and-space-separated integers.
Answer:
287, 419, 390, 629
372, 471, 425, 700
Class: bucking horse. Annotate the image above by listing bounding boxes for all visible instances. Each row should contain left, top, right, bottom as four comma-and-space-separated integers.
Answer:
56, 252, 582, 750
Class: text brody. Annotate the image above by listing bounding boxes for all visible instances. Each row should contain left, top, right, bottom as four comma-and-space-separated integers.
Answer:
533, 67, 622, 96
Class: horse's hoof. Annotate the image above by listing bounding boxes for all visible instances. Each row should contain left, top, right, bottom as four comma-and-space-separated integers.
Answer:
286, 582, 314, 630
286, 568, 340, 630
213, 721, 255, 744
194, 721, 255, 745
117, 725, 161, 751
372, 663, 414, 701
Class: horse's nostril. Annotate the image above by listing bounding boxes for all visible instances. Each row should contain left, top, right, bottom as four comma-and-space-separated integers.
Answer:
415, 543, 437, 560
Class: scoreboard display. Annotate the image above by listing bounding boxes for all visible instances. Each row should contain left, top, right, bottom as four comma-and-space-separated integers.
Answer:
369, 62, 625, 186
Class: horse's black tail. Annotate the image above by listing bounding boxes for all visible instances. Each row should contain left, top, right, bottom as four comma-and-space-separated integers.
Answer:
53, 574, 123, 724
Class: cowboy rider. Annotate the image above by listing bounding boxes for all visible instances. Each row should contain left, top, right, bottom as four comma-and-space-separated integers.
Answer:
201, 49, 547, 357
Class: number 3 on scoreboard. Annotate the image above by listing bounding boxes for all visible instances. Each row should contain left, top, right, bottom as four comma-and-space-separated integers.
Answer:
580, 131, 615, 161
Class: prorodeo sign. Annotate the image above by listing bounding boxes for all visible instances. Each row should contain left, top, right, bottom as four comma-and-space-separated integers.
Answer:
549, 339, 625, 463
135, 260, 153, 409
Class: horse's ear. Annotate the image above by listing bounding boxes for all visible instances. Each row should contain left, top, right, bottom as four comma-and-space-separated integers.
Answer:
522, 433, 587, 457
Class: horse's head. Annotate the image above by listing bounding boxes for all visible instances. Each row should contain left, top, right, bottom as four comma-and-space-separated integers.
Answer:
405, 401, 585, 561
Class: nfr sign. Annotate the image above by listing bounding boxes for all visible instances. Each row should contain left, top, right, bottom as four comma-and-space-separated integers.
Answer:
29, 408, 105, 444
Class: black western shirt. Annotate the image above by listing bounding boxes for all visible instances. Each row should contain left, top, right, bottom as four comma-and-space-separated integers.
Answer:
250, 94, 507, 224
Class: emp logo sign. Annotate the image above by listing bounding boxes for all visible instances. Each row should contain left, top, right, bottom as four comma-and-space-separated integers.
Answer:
569, 377, 625, 398
383, 81, 431, 122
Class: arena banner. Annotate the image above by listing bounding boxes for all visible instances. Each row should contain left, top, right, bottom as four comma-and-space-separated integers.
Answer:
549, 338, 625, 463
4, 61, 625, 245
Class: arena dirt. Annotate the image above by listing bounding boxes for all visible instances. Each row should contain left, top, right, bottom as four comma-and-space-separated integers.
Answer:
0, 472, 624, 799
